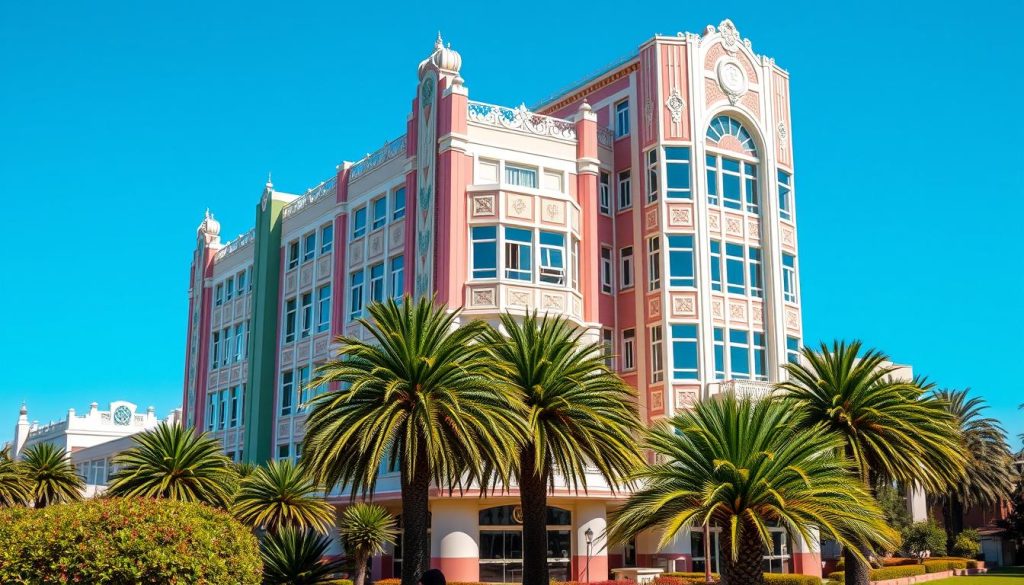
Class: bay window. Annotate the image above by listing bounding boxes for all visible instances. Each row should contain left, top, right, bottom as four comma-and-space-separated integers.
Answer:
650, 325, 664, 383
718, 328, 769, 381
647, 236, 661, 292
729, 330, 751, 380
668, 235, 695, 288
665, 147, 691, 199
505, 165, 538, 188
646, 149, 658, 204
670, 324, 699, 380
539, 231, 565, 285
504, 227, 533, 281
471, 227, 498, 279
778, 171, 793, 221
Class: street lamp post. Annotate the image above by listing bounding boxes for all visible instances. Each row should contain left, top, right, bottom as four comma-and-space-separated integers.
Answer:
585, 527, 594, 583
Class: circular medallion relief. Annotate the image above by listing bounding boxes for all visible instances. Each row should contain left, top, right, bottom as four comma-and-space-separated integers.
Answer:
113, 406, 132, 426
717, 60, 748, 97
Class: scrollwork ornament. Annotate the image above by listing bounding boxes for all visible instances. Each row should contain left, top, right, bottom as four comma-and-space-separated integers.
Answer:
665, 88, 685, 123
719, 19, 740, 53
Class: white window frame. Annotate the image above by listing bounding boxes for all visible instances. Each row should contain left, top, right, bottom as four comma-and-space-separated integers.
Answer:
645, 148, 659, 204
617, 170, 632, 210
284, 298, 297, 343
650, 325, 664, 383
647, 236, 661, 292
371, 196, 388, 231
622, 328, 636, 371
615, 99, 630, 138
349, 271, 364, 321
783, 253, 798, 303
302, 232, 316, 262
390, 255, 405, 298
600, 247, 614, 295
320, 223, 334, 254
369, 262, 385, 303
619, 246, 634, 289
317, 284, 331, 333
599, 171, 611, 215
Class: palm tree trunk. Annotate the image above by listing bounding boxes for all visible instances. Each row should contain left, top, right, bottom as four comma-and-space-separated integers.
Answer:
719, 526, 765, 585
520, 446, 550, 585
844, 546, 870, 585
401, 444, 432, 585
354, 550, 369, 585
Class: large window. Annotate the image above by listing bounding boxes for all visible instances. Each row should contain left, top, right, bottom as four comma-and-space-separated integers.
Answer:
393, 187, 407, 220
713, 241, 762, 297
646, 149, 659, 204
778, 171, 793, 221
320, 223, 334, 254
303, 232, 316, 262
287, 241, 299, 269
725, 243, 745, 295
615, 100, 630, 138
710, 240, 723, 292
668, 235, 695, 288
372, 197, 387, 230
369, 263, 385, 304
650, 325, 664, 383
647, 236, 661, 292
716, 327, 768, 381
284, 298, 297, 343
599, 172, 611, 215
786, 336, 801, 364
471, 227, 498, 279
538, 232, 565, 285
665, 147, 692, 199
349, 271, 364, 320
619, 246, 634, 289
600, 247, 613, 294
300, 293, 313, 339
622, 329, 636, 371
351, 207, 367, 240
706, 116, 759, 214
280, 370, 294, 416
748, 247, 763, 298
617, 170, 632, 210
317, 284, 331, 333
505, 165, 538, 188
783, 253, 798, 302
390, 256, 405, 298
479, 506, 572, 583
670, 324, 699, 380
504, 227, 533, 281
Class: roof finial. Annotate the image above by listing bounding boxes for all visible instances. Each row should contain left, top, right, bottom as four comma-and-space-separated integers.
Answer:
435, 31, 444, 50
205, 208, 212, 219
266, 171, 273, 187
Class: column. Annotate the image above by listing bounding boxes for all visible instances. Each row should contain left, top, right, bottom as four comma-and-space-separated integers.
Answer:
574, 502, 608, 582
430, 500, 480, 582
906, 481, 928, 522
790, 526, 822, 578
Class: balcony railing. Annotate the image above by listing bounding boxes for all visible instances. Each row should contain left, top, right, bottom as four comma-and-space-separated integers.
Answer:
214, 228, 256, 262
467, 101, 576, 141
283, 175, 338, 220
349, 135, 408, 182
597, 126, 614, 148
717, 379, 775, 400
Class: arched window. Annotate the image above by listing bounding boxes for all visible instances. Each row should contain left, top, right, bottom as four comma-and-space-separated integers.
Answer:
706, 115, 757, 157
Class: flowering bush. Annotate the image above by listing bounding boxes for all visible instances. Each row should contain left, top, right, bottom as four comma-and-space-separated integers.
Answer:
0, 497, 261, 584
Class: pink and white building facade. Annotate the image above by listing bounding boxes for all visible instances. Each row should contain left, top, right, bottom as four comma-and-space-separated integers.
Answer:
182, 20, 815, 581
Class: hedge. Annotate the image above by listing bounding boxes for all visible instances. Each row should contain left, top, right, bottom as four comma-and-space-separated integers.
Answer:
0, 497, 262, 584
660, 574, 818, 585
923, 559, 967, 573
828, 564, 927, 584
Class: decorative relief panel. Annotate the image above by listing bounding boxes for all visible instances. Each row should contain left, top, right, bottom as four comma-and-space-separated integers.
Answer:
349, 243, 364, 265
570, 207, 581, 234
711, 297, 725, 320
747, 219, 760, 241
751, 301, 764, 326
470, 287, 496, 308
207, 372, 217, 388
645, 208, 659, 231
317, 256, 332, 278
472, 194, 495, 217
285, 275, 296, 295
665, 87, 685, 123
234, 298, 245, 314
705, 78, 727, 108
571, 296, 582, 318
297, 343, 311, 362
675, 388, 698, 410
368, 232, 385, 259
781, 224, 797, 251
650, 390, 664, 413
345, 323, 361, 338
728, 300, 747, 323
231, 365, 241, 380
314, 335, 330, 357
389, 223, 405, 251
541, 292, 565, 312
785, 306, 801, 333
740, 91, 761, 117
300, 264, 313, 288
725, 213, 743, 237
507, 287, 531, 308
668, 204, 693, 228
648, 296, 662, 319
708, 213, 721, 233
540, 199, 566, 225
281, 347, 295, 365
507, 194, 533, 220
670, 292, 697, 317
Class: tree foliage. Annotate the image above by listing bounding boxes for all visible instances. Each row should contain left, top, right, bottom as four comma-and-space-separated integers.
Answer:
19, 442, 83, 508
232, 459, 335, 534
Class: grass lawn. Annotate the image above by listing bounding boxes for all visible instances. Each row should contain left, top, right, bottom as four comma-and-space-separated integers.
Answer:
930, 567, 1024, 583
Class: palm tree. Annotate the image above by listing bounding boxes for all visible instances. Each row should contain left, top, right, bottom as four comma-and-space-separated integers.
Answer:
337, 503, 398, 585
107, 422, 235, 508
233, 459, 335, 534
19, 443, 84, 508
261, 526, 345, 585
302, 296, 523, 585
484, 311, 643, 585
934, 389, 1014, 545
777, 340, 966, 585
0, 446, 29, 507
608, 394, 896, 585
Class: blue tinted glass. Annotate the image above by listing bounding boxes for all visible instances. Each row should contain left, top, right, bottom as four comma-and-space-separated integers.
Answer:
754, 332, 765, 346
665, 147, 690, 161
783, 254, 795, 267
722, 159, 740, 172
723, 173, 741, 198
729, 329, 748, 344
667, 163, 690, 190
787, 337, 799, 350
473, 226, 496, 239
714, 328, 724, 341
371, 264, 384, 278
473, 243, 496, 270
505, 227, 531, 243
731, 345, 750, 376
540, 231, 564, 246
778, 170, 790, 184
707, 170, 718, 195
706, 155, 717, 167
668, 235, 693, 247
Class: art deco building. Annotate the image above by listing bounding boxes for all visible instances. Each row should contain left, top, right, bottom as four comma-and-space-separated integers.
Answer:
182, 20, 814, 580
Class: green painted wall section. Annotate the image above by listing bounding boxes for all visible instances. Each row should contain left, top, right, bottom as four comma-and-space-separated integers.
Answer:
243, 192, 286, 464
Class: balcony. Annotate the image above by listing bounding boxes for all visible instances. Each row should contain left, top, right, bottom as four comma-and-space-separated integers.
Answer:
467, 101, 577, 142
715, 379, 775, 400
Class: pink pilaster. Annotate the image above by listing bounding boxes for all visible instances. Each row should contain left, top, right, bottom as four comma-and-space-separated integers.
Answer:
575, 102, 601, 323
434, 77, 470, 307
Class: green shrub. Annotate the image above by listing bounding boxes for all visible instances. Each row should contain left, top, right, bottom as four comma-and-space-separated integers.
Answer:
826, 571, 844, 584
663, 573, 720, 580
923, 559, 967, 573
966, 560, 980, 569
0, 497, 261, 584
881, 557, 920, 566
869, 564, 926, 580
322, 580, 354, 585
901, 520, 948, 557
764, 574, 821, 585
953, 528, 982, 558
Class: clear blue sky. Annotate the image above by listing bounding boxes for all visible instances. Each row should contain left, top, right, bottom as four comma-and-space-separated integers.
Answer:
1, 1, 1021, 447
